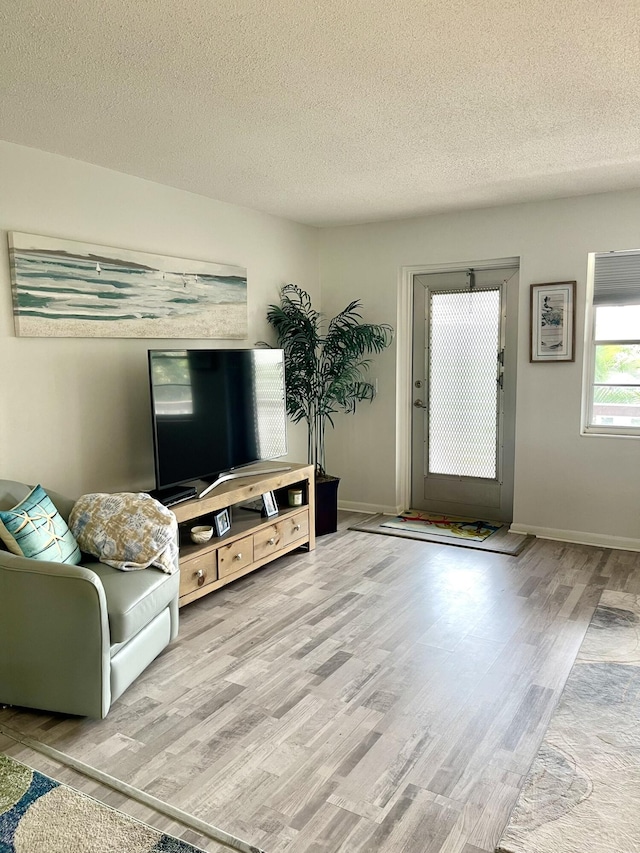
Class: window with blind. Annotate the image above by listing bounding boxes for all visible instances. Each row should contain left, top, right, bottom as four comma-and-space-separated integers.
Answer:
586, 250, 640, 435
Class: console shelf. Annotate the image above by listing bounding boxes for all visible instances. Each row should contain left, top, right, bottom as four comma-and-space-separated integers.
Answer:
171, 462, 315, 607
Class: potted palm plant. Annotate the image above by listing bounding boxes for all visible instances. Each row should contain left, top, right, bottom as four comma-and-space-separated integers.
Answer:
265, 284, 393, 535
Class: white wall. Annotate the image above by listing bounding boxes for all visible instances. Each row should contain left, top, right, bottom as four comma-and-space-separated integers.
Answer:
3, 142, 638, 547
320, 190, 640, 547
0, 142, 318, 497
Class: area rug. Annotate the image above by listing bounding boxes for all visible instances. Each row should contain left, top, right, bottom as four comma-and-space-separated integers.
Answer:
496, 589, 640, 853
349, 513, 529, 555
0, 751, 207, 853
381, 510, 502, 541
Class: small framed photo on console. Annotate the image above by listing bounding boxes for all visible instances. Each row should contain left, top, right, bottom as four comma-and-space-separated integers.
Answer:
261, 491, 279, 518
213, 507, 231, 537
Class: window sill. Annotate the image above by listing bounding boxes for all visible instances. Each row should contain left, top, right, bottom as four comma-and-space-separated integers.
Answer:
581, 427, 640, 439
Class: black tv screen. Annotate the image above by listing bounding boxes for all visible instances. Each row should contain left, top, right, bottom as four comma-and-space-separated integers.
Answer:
148, 348, 288, 490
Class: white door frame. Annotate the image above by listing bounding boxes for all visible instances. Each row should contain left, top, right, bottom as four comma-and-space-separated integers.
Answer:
395, 256, 520, 513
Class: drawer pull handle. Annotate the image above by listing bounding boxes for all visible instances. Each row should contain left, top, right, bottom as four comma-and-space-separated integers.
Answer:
268, 537, 276, 545
293, 524, 301, 532
234, 553, 242, 561
196, 568, 205, 586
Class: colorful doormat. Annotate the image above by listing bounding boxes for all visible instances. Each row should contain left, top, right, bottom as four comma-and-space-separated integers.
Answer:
0, 752, 208, 853
496, 590, 640, 853
381, 510, 502, 541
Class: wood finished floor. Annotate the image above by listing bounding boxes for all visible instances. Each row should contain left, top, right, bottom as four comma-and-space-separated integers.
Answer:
3, 512, 640, 853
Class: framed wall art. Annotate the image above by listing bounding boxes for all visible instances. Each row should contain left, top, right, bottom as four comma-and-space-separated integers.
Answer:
7, 231, 247, 338
530, 281, 576, 362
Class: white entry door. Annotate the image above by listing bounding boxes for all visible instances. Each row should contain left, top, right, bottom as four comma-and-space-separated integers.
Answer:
411, 265, 518, 522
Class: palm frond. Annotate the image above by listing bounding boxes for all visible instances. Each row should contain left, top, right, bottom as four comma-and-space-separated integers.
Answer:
265, 284, 393, 474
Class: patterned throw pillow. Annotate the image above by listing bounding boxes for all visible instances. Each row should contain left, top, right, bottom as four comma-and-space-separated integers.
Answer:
0, 484, 81, 564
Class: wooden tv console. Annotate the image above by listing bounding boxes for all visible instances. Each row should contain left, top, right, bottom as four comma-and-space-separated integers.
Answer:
171, 462, 315, 607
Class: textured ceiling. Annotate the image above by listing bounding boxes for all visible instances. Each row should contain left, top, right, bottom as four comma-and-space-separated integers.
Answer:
1, 0, 640, 226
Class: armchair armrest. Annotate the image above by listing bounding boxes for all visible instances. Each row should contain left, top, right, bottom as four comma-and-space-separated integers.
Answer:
0, 551, 112, 718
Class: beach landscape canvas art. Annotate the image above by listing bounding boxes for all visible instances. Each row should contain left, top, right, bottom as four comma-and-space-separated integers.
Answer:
7, 232, 248, 338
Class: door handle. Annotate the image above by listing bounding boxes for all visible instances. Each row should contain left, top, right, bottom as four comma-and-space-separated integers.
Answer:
414, 399, 427, 409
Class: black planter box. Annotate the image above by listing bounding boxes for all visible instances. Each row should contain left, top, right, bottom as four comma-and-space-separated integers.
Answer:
315, 476, 340, 537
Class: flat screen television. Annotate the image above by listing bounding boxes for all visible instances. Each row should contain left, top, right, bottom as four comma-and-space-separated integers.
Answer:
148, 348, 288, 497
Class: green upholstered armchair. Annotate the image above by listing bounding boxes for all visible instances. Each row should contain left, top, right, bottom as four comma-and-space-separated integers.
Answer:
0, 480, 179, 719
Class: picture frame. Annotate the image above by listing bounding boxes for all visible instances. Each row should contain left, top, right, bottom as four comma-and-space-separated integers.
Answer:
213, 507, 231, 537
261, 491, 279, 518
530, 281, 576, 362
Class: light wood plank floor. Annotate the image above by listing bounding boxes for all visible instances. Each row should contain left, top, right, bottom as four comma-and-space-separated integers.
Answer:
3, 513, 639, 852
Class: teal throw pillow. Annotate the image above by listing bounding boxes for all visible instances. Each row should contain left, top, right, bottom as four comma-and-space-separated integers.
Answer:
0, 484, 81, 564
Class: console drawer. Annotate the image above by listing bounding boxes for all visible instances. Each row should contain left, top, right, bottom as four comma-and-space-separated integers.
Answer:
218, 534, 254, 578
179, 551, 217, 597
283, 510, 309, 543
254, 511, 309, 560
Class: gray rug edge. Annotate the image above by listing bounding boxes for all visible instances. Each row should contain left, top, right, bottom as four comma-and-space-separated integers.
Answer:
493, 588, 640, 853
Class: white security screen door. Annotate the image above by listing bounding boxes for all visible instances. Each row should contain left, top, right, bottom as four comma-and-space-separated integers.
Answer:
411, 266, 518, 522
429, 287, 501, 479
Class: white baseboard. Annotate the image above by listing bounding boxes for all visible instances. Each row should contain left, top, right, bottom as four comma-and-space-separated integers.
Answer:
509, 523, 640, 552
338, 500, 400, 516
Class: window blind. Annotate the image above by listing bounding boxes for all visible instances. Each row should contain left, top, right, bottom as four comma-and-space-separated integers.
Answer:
594, 250, 640, 306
